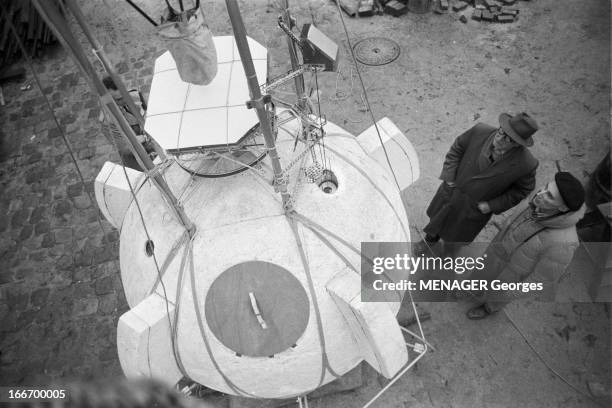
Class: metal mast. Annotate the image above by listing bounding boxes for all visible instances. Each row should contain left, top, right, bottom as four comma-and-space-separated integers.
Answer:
225, 0, 292, 211
31, 0, 194, 235
279, 0, 307, 111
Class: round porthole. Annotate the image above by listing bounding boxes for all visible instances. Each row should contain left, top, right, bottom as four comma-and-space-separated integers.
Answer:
318, 170, 338, 194
205, 261, 310, 357
145, 240, 155, 257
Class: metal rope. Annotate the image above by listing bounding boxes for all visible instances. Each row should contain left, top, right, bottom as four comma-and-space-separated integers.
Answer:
333, 1, 401, 191
1, 4, 112, 251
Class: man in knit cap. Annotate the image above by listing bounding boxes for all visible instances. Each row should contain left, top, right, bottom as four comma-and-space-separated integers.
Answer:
466, 171, 586, 319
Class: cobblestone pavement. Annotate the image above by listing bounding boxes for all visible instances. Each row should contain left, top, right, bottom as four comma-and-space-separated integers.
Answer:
0, 0, 610, 407
0, 6, 167, 384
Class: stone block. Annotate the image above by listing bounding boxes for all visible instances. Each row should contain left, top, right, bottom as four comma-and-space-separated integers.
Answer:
53, 228, 73, 244
497, 14, 514, 22
31, 288, 50, 308
472, 9, 483, 19
95, 276, 114, 295
53, 200, 73, 218
73, 195, 92, 209
0, 215, 8, 232
11, 209, 30, 228
29, 206, 48, 224
67, 183, 82, 198
98, 293, 118, 315
501, 7, 519, 15
453, 1, 468, 11
482, 10, 494, 20
384, 0, 408, 16
73, 297, 99, 317
18, 225, 33, 241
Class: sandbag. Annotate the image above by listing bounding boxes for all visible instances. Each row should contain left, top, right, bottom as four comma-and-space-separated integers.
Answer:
158, 1, 217, 85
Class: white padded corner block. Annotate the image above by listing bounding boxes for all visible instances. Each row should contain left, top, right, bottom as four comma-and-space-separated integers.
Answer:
117, 293, 182, 386
326, 271, 408, 379
357, 117, 420, 190
94, 162, 144, 229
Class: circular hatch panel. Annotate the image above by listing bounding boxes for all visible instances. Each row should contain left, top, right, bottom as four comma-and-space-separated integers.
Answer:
353, 37, 401, 66
205, 261, 310, 357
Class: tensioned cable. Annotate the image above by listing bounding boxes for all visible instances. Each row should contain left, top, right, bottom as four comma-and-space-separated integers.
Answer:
124, 0, 158, 26
287, 217, 342, 383
322, 145, 409, 240
288, 211, 403, 303
333, 1, 401, 191
55, 0, 194, 377
2, 5, 111, 250
48, 0, 194, 378
313, 68, 330, 172
99, 109, 191, 381
504, 308, 605, 407
332, 0, 431, 375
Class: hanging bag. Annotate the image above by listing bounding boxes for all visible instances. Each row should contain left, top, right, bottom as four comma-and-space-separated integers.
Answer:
157, 0, 217, 85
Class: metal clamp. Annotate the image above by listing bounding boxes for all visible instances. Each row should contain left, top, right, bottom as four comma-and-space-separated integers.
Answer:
246, 94, 272, 110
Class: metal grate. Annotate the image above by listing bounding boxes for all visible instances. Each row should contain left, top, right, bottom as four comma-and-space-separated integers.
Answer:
353, 37, 401, 66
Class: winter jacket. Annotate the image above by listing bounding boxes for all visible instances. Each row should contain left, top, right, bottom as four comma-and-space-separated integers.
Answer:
482, 201, 586, 305
424, 123, 538, 242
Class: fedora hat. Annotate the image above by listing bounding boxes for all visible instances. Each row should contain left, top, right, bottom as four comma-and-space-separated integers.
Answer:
498, 112, 538, 147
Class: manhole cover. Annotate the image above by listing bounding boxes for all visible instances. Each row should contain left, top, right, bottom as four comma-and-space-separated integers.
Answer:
353, 37, 400, 66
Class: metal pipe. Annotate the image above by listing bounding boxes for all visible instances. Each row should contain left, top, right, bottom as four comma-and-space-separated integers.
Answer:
63, 0, 167, 161
225, 0, 292, 210
64, 0, 143, 128
279, 0, 307, 111
32, 0, 194, 235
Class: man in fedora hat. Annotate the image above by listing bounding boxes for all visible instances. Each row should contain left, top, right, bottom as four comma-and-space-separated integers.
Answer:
466, 171, 586, 319
413, 112, 539, 255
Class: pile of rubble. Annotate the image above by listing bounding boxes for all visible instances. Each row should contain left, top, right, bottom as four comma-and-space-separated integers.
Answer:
333, 0, 414, 18
435, 0, 529, 23
333, 0, 529, 20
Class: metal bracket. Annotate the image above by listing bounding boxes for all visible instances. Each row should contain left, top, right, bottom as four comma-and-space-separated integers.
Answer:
246, 94, 272, 110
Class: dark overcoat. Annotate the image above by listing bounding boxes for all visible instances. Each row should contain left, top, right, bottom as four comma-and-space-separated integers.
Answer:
424, 123, 538, 242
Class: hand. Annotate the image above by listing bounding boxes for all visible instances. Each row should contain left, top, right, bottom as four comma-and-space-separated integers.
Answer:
477, 202, 491, 214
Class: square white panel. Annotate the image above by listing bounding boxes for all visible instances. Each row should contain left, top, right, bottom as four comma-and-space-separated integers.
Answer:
227, 60, 267, 106
185, 64, 232, 110
153, 51, 177, 73
144, 113, 182, 150
214, 36, 236, 64
236, 37, 268, 61
147, 70, 190, 116
227, 106, 259, 143
179, 108, 228, 148
227, 63, 249, 107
